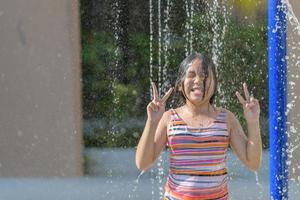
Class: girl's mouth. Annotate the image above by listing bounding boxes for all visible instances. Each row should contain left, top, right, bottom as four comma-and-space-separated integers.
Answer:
191, 88, 202, 96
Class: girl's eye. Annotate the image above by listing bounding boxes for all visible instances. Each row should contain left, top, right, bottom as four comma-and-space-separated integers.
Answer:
187, 72, 195, 78
187, 72, 205, 79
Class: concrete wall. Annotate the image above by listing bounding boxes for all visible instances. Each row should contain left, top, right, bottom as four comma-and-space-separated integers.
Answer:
0, 0, 83, 177
287, 0, 300, 180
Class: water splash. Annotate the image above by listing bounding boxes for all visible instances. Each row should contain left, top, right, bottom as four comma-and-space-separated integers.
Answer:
282, 0, 300, 185
207, 1, 230, 104
127, 170, 146, 199
162, 0, 173, 94
150, 0, 173, 198
150, 168, 155, 200
158, 0, 162, 93
149, 0, 154, 98
254, 171, 264, 200
148, 1, 232, 199
283, 0, 300, 35
135, 170, 145, 184
184, 0, 194, 56
108, 0, 122, 135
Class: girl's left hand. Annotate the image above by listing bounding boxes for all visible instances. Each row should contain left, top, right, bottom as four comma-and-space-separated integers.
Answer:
235, 82, 260, 123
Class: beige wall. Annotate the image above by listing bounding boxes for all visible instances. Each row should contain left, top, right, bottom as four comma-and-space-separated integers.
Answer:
0, 0, 83, 177
288, 0, 300, 180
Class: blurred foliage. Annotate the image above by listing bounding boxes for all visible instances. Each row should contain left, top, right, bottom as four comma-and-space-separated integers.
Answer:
219, 18, 268, 139
84, 128, 142, 148
81, 5, 268, 148
81, 31, 115, 119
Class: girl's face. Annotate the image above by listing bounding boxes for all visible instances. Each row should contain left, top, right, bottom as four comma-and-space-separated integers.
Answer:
182, 58, 215, 104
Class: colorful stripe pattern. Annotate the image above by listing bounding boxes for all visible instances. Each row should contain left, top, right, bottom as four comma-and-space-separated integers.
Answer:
164, 108, 230, 200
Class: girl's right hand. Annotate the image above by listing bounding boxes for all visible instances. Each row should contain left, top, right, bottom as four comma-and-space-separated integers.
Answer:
147, 82, 173, 123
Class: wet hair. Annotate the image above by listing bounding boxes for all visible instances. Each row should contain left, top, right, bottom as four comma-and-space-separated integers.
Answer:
174, 52, 217, 107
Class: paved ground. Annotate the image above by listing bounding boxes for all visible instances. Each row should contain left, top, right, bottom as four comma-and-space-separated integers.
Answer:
0, 176, 298, 200
0, 176, 270, 200
0, 149, 298, 199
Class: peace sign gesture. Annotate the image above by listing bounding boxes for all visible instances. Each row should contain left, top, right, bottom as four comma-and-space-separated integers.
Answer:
147, 82, 174, 123
235, 83, 260, 123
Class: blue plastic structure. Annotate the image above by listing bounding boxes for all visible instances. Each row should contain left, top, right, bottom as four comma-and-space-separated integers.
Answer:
268, 0, 288, 199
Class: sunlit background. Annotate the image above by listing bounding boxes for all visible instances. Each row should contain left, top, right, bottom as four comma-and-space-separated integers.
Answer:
0, 0, 300, 199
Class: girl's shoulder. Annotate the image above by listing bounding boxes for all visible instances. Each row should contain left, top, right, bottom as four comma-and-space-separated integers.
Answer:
159, 108, 176, 126
216, 106, 232, 115
215, 106, 237, 122
163, 107, 183, 124
166, 106, 182, 115
165, 107, 177, 118
212, 106, 227, 115
216, 107, 240, 130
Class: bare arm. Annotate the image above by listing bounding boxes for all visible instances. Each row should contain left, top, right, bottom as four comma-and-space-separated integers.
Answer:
135, 111, 169, 171
227, 110, 262, 171
228, 82, 262, 171
135, 82, 173, 171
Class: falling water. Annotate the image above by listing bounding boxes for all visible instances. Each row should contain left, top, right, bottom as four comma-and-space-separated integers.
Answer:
107, 0, 122, 136
162, 0, 172, 92
255, 171, 264, 200
184, 0, 194, 56
210, 0, 221, 67
283, 0, 300, 35
207, 0, 230, 104
147, 1, 231, 199
284, 0, 300, 198
149, 0, 154, 97
157, 1, 173, 199
127, 170, 146, 199
148, 0, 174, 198
149, 0, 154, 199
158, 0, 162, 93
189, 0, 195, 54
149, 1, 157, 199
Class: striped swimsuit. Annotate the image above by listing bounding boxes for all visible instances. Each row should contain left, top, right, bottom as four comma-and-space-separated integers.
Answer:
164, 108, 230, 200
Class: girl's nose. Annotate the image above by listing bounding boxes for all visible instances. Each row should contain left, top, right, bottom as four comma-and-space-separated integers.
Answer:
194, 75, 203, 84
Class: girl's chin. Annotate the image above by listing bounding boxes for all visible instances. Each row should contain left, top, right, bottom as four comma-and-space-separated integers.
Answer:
190, 92, 203, 98
188, 95, 203, 101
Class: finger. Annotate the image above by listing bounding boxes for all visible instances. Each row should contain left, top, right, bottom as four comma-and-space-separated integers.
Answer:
235, 91, 246, 105
246, 98, 258, 109
250, 96, 254, 103
151, 82, 159, 101
250, 97, 258, 105
243, 82, 250, 102
155, 101, 163, 107
161, 87, 174, 103
253, 98, 260, 108
149, 103, 158, 112
247, 101, 255, 108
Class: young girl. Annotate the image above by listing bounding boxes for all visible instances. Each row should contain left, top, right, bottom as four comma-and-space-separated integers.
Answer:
135, 52, 262, 200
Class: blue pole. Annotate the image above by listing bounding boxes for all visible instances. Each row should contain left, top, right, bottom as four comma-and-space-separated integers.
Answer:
268, 0, 288, 199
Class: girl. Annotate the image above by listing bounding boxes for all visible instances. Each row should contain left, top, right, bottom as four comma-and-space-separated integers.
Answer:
135, 52, 262, 200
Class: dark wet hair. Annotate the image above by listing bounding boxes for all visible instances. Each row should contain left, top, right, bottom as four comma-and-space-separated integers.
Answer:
174, 52, 217, 107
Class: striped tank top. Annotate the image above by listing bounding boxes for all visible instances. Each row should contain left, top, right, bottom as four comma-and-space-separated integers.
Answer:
164, 108, 230, 200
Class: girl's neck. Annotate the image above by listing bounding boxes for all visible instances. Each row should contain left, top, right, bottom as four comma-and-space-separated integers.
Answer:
183, 101, 214, 117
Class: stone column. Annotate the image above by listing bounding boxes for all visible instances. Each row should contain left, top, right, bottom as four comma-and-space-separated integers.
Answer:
0, 0, 83, 176
287, 0, 300, 180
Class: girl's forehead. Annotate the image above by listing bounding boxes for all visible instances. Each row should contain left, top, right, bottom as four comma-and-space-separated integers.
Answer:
187, 59, 204, 71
